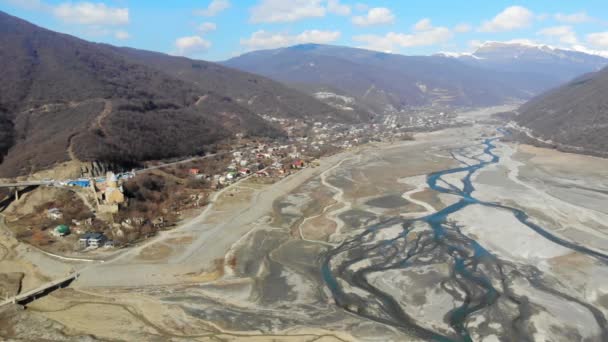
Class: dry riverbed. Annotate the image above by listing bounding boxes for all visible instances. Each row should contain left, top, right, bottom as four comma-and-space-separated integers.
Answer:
2, 119, 608, 341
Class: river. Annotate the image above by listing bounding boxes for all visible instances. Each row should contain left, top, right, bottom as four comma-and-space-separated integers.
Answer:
322, 132, 608, 341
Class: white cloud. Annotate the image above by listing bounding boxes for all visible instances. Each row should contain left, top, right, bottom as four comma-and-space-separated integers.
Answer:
537, 26, 578, 45
414, 18, 432, 31
241, 29, 341, 50
479, 6, 533, 32
174, 36, 212, 56
554, 12, 593, 24
354, 26, 453, 53
250, 0, 326, 23
53, 2, 129, 25
454, 23, 472, 33
114, 30, 130, 40
587, 32, 608, 48
352, 7, 395, 27
195, 0, 230, 17
327, 0, 350, 16
198, 22, 217, 33
249, 0, 352, 23
353, 19, 452, 52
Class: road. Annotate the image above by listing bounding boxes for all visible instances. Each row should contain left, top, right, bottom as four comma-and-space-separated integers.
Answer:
72, 149, 363, 287
0, 181, 52, 188
0, 151, 232, 188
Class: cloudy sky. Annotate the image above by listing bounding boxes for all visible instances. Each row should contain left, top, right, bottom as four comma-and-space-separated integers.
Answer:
2, 0, 608, 60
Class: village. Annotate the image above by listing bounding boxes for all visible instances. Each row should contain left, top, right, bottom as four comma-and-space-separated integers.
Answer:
0, 110, 459, 257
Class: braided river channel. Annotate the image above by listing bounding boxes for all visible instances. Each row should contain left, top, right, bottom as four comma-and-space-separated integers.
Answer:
321, 132, 608, 341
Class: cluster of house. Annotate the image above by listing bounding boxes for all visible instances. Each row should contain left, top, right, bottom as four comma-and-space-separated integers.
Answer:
46, 207, 114, 250
186, 119, 393, 187
185, 145, 316, 189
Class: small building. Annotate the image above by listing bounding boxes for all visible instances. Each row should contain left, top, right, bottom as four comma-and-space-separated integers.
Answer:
188, 168, 200, 175
120, 172, 135, 180
52, 224, 70, 237
47, 208, 63, 220
152, 217, 165, 229
79, 232, 107, 249
218, 176, 227, 185
256, 170, 269, 177
292, 159, 305, 169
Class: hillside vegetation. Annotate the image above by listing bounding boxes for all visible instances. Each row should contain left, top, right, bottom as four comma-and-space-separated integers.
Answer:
0, 12, 347, 177
516, 66, 608, 154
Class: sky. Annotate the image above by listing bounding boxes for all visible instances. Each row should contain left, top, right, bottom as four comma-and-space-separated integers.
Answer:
1, 0, 608, 61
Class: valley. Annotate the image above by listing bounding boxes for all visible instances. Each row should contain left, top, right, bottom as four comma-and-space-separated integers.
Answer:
1, 5, 608, 341
2, 108, 607, 341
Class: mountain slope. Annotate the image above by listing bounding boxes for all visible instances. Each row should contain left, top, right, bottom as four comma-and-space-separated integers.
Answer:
223, 44, 548, 114
107, 46, 371, 123
515, 66, 608, 154
0, 11, 347, 177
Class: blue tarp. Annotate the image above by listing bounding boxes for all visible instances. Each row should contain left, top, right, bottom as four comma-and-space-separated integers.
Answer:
68, 180, 90, 188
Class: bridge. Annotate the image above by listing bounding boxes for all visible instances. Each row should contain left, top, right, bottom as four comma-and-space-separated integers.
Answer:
0, 273, 78, 307
0, 181, 52, 188
0, 182, 50, 202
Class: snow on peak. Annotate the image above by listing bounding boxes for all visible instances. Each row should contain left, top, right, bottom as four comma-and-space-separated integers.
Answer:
436, 51, 484, 59
476, 40, 558, 52
473, 40, 608, 59
570, 45, 608, 58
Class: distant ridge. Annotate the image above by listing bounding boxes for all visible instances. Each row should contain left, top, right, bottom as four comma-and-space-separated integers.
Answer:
224, 43, 606, 115
440, 41, 608, 83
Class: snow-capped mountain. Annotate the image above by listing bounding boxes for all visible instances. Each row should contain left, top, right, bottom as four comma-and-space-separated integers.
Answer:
438, 41, 608, 83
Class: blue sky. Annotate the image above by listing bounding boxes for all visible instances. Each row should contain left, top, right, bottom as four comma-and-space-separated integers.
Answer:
2, 0, 608, 61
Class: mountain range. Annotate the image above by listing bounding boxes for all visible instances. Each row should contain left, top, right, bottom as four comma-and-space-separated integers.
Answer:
224, 43, 607, 115
440, 41, 608, 86
1, 10, 607, 177
0, 11, 357, 177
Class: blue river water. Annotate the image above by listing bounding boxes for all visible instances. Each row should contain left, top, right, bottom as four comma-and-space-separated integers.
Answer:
321, 132, 608, 341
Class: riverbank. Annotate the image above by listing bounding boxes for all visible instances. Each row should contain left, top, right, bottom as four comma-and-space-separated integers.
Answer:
8, 119, 608, 341
72, 137, 427, 287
